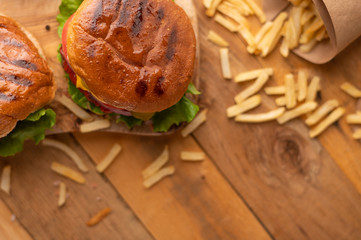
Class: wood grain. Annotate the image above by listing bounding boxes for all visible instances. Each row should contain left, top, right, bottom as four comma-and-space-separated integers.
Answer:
74, 132, 272, 240
193, 1, 361, 239
0, 200, 32, 240
0, 135, 153, 240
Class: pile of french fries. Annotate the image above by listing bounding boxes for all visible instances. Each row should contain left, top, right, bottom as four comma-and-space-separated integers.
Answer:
205, 0, 328, 58
227, 68, 346, 138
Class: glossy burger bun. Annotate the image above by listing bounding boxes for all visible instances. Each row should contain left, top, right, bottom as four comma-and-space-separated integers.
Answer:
66, 0, 196, 113
0, 15, 55, 138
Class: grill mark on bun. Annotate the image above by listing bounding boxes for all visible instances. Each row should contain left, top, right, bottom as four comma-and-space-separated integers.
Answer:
0, 24, 7, 28
132, 0, 147, 36
136, 79, 148, 97
156, 8, 164, 21
90, 0, 103, 32
118, 0, 130, 25
166, 28, 177, 60
0, 73, 33, 87
154, 76, 165, 95
11, 59, 38, 71
0, 93, 15, 102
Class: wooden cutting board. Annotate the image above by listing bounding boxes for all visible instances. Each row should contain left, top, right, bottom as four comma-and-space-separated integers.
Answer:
1, 0, 361, 240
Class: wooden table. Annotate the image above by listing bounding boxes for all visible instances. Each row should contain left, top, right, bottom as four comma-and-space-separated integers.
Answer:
1, 0, 361, 239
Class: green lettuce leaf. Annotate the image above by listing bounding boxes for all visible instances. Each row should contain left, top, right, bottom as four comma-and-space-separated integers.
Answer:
0, 109, 56, 157
56, 0, 84, 37
68, 79, 104, 115
187, 83, 201, 95
116, 115, 143, 129
152, 96, 199, 132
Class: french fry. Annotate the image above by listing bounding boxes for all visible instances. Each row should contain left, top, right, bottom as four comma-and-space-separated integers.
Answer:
42, 139, 89, 173
316, 27, 327, 41
56, 95, 93, 122
58, 182, 66, 207
305, 100, 339, 126
214, 14, 238, 32
203, 0, 213, 9
96, 143, 122, 173
277, 101, 318, 124
87, 207, 111, 226
301, 10, 314, 26
288, 0, 302, 6
285, 74, 297, 109
234, 72, 269, 103
51, 162, 85, 184
226, 0, 253, 16
0, 165, 10, 195
306, 76, 320, 102
346, 114, 361, 124
275, 96, 286, 106
181, 109, 208, 137
305, 18, 324, 34
300, 17, 321, 44
297, 70, 308, 102
340, 82, 361, 98
220, 48, 232, 79
299, 38, 317, 52
235, 68, 273, 83
217, 4, 249, 27
235, 108, 286, 123
206, 0, 222, 17
289, 6, 303, 47
227, 94, 262, 118
80, 119, 111, 133
280, 37, 289, 57
207, 31, 229, 47
143, 166, 175, 189
142, 145, 169, 179
243, 0, 266, 23
259, 12, 288, 57
254, 22, 273, 45
352, 129, 361, 139
265, 86, 286, 95
309, 107, 345, 138
180, 151, 205, 161
238, 23, 255, 46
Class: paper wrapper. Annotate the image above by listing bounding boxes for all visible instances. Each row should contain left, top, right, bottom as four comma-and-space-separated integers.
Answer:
263, 0, 361, 64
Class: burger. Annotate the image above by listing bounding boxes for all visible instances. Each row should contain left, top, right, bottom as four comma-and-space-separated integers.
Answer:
57, 0, 200, 132
0, 15, 56, 157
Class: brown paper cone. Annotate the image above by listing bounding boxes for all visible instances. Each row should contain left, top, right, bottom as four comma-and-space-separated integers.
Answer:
263, 0, 361, 64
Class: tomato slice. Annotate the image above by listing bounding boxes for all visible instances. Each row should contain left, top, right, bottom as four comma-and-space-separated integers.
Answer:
61, 14, 74, 60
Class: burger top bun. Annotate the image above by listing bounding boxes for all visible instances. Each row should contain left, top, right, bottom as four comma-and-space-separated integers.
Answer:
66, 0, 196, 113
0, 15, 55, 138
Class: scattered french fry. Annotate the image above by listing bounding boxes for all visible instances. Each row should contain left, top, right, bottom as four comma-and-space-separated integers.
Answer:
181, 109, 208, 137
42, 139, 88, 173
265, 86, 286, 95
206, 0, 222, 17
275, 96, 286, 106
305, 100, 339, 126
87, 207, 111, 227
238, 23, 255, 46
217, 3, 249, 27
234, 72, 269, 103
80, 119, 111, 133
346, 114, 361, 124
285, 74, 297, 109
235, 68, 273, 83
340, 82, 361, 98
180, 151, 205, 161
143, 166, 175, 189
254, 22, 273, 45
51, 162, 85, 184
58, 182, 66, 207
142, 145, 169, 179
203, 0, 213, 9
56, 95, 93, 122
227, 95, 261, 118
235, 108, 285, 123
352, 129, 361, 139
207, 31, 229, 47
243, 0, 266, 23
277, 101, 318, 124
306, 76, 320, 102
309, 107, 345, 138
220, 48, 232, 79
297, 70, 308, 102
214, 14, 238, 32
0, 165, 10, 195
96, 143, 122, 173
